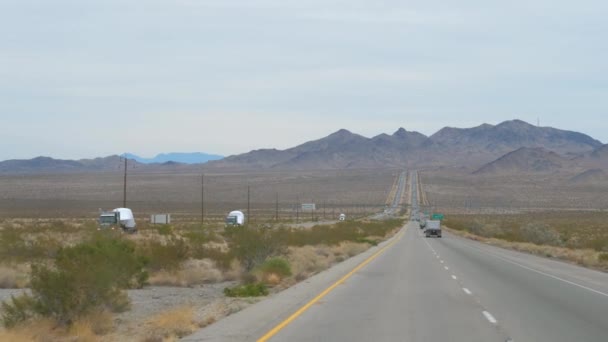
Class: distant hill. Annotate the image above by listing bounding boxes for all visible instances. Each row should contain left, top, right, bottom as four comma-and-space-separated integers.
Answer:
0, 156, 84, 173
211, 128, 427, 170
124, 152, 223, 164
208, 120, 601, 170
2, 120, 603, 173
569, 169, 608, 185
422, 120, 602, 166
473, 147, 570, 175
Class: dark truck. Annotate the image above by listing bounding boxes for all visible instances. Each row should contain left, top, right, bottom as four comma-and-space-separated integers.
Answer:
425, 220, 442, 238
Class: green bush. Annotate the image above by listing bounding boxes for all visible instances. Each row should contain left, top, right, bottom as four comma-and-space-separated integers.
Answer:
520, 222, 563, 246
224, 283, 268, 297
0, 228, 62, 262
155, 224, 174, 236
1, 234, 147, 327
1, 294, 36, 328
599, 253, 608, 263
139, 238, 189, 271
227, 228, 286, 272
257, 258, 292, 278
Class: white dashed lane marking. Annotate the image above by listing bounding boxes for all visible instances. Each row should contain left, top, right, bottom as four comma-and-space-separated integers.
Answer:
452, 275, 458, 280
482, 311, 498, 324
463, 288, 472, 295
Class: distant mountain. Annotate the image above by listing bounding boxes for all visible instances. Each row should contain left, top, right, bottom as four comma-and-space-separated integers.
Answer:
0, 156, 84, 173
473, 147, 570, 175
211, 128, 428, 170
208, 120, 601, 170
124, 152, 223, 164
1, 120, 603, 173
569, 169, 608, 185
423, 120, 602, 166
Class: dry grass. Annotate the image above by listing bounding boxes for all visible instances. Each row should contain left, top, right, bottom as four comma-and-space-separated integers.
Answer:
287, 242, 369, 281
0, 310, 113, 342
143, 306, 200, 341
148, 259, 241, 287
0, 264, 29, 288
447, 228, 608, 271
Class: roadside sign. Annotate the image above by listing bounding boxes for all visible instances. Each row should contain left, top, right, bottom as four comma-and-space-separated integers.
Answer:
301, 203, 316, 211
432, 213, 444, 220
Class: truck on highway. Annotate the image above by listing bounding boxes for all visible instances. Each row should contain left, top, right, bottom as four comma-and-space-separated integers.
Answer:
339, 213, 346, 221
419, 215, 427, 229
425, 220, 441, 238
226, 210, 245, 226
98, 208, 137, 233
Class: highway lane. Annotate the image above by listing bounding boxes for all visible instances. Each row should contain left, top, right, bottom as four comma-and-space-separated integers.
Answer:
427, 230, 608, 342
266, 223, 511, 342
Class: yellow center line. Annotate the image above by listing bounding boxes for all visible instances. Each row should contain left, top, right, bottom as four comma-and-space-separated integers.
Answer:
257, 227, 406, 342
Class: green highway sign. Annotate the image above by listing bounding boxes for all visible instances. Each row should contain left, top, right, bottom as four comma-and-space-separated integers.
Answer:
432, 214, 444, 220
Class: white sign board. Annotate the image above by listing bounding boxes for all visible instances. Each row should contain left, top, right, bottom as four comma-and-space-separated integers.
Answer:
151, 214, 171, 224
301, 203, 316, 211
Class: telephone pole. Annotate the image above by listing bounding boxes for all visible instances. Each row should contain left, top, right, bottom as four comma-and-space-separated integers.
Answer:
296, 195, 300, 223
201, 173, 205, 225
123, 157, 127, 208
275, 192, 279, 221
247, 185, 251, 224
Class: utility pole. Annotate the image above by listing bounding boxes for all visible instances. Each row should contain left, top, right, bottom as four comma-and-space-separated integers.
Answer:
247, 185, 251, 224
123, 157, 127, 208
201, 173, 205, 226
323, 201, 326, 220
275, 192, 279, 221
296, 195, 300, 223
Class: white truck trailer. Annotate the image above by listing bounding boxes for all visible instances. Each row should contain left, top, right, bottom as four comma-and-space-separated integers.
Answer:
99, 208, 137, 233
226, 210, 245, 226
424, 220, 441, 238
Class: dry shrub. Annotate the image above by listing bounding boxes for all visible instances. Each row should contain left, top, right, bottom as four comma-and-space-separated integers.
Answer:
0, 264, 29, 289
72, 310, 114, 336
145, 306, 198, 341
332, 242, 368, 258
148, 258, 232, 287
287, 246, 333, 279
264, 273, 281, 286
0, 318, 56, 342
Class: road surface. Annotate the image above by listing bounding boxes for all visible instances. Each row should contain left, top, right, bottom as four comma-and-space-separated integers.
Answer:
185, 171, 608, 342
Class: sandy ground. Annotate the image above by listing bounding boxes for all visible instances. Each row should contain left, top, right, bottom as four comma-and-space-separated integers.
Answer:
0, 283, 262, 341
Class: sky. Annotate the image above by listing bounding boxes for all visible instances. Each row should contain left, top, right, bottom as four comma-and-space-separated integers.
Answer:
1, 0, 607, 160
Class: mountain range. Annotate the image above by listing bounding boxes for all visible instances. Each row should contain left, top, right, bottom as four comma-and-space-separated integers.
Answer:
2, 120, 607, 174
209, 120, 603, 171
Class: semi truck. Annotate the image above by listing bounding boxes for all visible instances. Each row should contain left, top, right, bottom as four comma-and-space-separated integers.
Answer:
425, 220, 441, 238
226, 210, 245, 226
99, 208, 137, 233
339, 213, 346, 221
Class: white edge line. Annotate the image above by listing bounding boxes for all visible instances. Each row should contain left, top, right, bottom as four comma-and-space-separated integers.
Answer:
464, 242, 608, 299
483, 311, 497, 324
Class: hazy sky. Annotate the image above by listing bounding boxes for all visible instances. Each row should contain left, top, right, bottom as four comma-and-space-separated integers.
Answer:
1, 0, 607, 160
